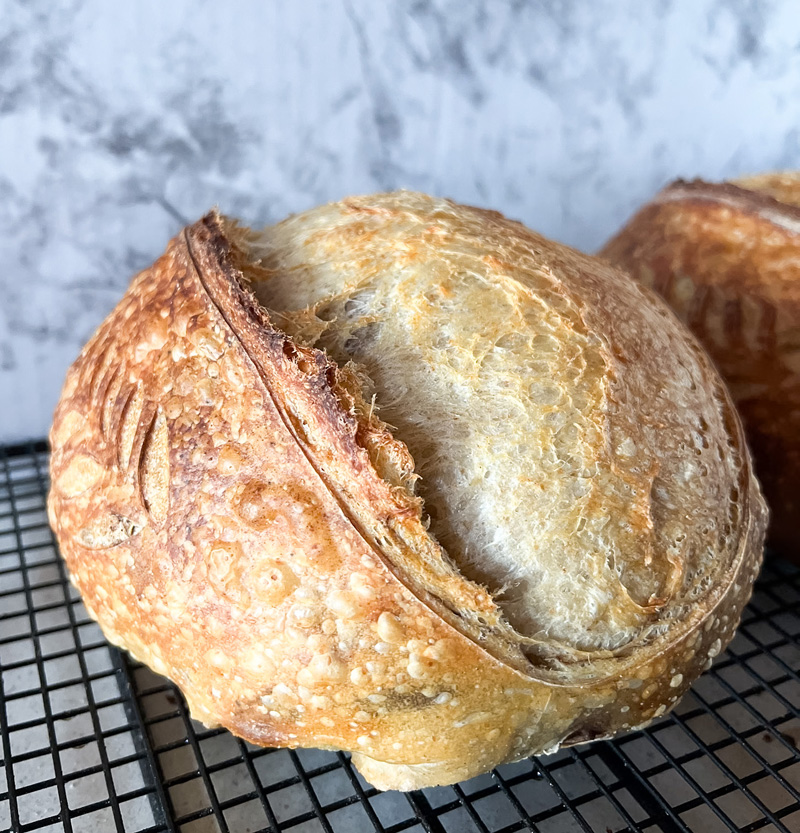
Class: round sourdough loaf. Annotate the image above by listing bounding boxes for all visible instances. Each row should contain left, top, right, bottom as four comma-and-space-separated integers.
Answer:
601, 175, 800, 554
48, 192, 766, 790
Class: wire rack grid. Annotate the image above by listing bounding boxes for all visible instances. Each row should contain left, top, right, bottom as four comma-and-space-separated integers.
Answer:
0, 440, 799, 833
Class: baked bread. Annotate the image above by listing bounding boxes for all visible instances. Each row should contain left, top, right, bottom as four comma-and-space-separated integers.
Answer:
600, 175, 800, 554
48, 192, 766, 791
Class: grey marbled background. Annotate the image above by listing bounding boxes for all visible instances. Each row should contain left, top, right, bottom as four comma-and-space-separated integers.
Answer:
2, 0, 800, 442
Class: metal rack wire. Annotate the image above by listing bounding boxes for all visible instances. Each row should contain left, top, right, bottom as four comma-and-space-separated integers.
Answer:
1, 440, 798, 833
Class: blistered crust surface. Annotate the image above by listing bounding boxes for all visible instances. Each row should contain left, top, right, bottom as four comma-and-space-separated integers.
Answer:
733, 171, 800, 211
249, 192, 759, 657
601, 178, 798, 551
48, 203, 767, 790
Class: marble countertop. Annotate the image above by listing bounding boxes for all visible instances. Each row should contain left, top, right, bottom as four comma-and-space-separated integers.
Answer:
2, 0, 800, 442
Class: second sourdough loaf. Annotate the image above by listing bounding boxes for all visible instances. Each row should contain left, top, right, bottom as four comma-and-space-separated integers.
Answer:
48, 192, 767, 790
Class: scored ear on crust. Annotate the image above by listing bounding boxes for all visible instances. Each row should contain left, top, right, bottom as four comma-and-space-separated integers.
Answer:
49, 194, 766, 790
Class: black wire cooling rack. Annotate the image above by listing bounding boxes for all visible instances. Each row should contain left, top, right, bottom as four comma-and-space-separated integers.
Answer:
1, 441, 799, 833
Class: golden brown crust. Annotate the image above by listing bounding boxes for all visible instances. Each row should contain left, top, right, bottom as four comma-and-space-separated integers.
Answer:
601, 177, 800, 553
49, 199, 766, 790
733, 171, 800, 210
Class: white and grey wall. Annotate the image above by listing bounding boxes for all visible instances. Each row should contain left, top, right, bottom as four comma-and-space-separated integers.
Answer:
2, 0, 800, 442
